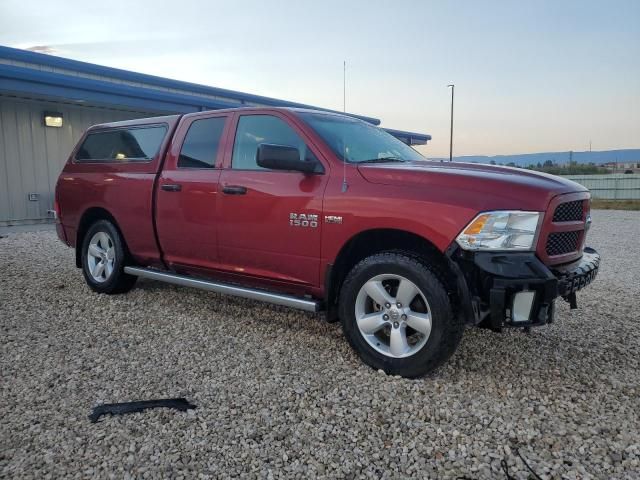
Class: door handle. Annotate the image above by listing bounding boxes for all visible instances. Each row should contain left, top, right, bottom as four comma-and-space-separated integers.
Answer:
161, 184, 182, 192
222, 185, 247, 195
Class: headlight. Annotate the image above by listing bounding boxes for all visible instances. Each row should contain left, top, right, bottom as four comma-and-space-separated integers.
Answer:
456, 211, 541, 251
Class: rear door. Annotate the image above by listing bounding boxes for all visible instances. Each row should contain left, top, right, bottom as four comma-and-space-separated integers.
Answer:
216, 112, 329, 288
155, 112, 230, 271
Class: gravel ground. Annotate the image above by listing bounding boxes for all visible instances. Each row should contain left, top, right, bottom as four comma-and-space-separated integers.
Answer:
1, 210, 638, 479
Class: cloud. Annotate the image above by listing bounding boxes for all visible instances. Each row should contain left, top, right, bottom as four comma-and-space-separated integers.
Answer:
24, 45, 57, 55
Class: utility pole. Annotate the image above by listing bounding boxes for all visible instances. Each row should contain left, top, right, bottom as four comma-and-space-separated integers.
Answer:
447, 84, 454, 162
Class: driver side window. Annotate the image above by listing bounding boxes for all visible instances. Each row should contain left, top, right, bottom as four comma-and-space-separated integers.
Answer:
232, 115, 316, 170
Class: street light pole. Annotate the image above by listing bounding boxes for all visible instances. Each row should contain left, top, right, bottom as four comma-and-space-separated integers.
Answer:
447, 84, 455, 162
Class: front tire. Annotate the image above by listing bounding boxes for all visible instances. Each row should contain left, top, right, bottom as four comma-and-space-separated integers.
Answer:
81, 220, 137, 294
339, 252, 464, 378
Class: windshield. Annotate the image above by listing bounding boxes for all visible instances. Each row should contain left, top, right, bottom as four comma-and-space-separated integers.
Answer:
299, 112, 426, 163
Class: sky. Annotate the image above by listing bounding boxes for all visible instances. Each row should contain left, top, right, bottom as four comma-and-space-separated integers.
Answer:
1, 0, 638, 157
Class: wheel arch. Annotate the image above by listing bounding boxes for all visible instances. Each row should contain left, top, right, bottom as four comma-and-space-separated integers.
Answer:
75, 207, 128, 268
324, 228, 459, 322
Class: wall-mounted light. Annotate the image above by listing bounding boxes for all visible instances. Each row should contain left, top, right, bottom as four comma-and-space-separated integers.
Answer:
44, 111, 63, 128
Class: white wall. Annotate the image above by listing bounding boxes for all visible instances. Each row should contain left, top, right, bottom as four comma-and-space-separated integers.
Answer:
562, 174, 640, 200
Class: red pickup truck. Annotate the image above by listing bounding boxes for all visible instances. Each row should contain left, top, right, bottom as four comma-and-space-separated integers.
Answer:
54, 107, 600, 377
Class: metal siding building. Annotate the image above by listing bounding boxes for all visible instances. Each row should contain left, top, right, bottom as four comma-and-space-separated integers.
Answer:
0, 45, 430, 226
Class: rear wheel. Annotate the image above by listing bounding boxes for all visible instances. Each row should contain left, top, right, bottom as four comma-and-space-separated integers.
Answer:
339, 252, 464, 378
81, 220, 137, 294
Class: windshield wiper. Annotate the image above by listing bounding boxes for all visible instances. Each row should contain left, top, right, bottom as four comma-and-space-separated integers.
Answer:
357, 157, 406, 164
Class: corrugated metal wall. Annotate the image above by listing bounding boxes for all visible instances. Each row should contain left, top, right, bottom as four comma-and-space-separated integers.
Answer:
562, 174, 640, 199
0, 96, 153, 225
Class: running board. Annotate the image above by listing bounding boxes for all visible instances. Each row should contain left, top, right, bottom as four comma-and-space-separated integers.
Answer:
124, 266, 321, 313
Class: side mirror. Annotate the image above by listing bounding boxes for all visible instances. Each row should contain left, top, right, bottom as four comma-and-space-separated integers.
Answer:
256, 144, 320, 174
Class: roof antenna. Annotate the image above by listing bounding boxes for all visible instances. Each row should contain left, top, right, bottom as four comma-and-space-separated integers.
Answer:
341, 60, 348, 193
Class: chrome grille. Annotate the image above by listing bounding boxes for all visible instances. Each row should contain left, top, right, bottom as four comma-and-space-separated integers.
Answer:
546, 231, 580, 256
553, 200, 584, 222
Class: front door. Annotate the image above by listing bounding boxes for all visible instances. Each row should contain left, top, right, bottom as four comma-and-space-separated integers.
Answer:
216, 113, 328, 288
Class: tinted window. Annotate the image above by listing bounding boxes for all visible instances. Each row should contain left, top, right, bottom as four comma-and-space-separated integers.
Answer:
178, 117, 226, 168
76, 125, 167, 162
232, 115, 315, 170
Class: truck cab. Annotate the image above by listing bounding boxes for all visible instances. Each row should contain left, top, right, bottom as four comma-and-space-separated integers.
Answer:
54, 107, 600, 377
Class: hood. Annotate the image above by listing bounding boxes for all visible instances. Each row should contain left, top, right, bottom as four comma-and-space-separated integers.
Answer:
357, 161, 588, 212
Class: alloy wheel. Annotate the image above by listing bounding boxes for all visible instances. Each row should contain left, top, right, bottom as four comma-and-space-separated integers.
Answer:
354, 274, 432, 358
86, 231, 116, 283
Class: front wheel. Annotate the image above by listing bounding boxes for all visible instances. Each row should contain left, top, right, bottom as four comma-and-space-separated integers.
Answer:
81, 220, 137, 294
339, 252, 464, 378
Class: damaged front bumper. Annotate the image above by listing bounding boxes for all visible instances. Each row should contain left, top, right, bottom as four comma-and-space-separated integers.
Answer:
448, 247, 600, 329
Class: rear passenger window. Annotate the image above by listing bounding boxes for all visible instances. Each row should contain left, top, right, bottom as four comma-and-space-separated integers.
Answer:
76, 125, 167, 162
178, 117, 226, 169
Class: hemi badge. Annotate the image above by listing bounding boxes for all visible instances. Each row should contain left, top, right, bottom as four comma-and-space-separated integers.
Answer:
325, 215, 343, 224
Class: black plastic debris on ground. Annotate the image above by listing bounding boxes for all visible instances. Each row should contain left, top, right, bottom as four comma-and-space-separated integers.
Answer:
89, 398, 196, 423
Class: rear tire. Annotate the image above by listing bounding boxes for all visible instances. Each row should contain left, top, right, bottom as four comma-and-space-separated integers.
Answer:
339, 252, 464, 378
80, 220, 137, 294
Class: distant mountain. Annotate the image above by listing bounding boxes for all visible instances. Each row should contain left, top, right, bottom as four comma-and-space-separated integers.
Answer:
429, 149, 640, 167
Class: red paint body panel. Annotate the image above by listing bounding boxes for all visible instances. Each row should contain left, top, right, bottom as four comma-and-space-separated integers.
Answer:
320, 166, 478, 263
216, 169, 327, 285
55, 107, 591, 301
214, 111, 330, 289
155, 112, 232, 271
536, 191, 591, 265
57, 171, 161, 265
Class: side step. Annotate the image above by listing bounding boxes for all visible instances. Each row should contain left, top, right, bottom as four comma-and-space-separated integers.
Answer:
124, 266, 321, 313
